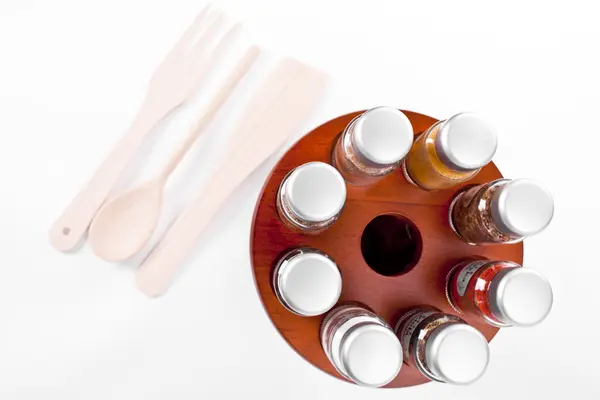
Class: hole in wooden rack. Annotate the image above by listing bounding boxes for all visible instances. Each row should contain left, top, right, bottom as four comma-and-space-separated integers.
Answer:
361, 214, 422, 277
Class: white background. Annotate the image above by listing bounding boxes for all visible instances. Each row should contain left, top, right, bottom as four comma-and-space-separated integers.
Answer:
1, 0, 599, 399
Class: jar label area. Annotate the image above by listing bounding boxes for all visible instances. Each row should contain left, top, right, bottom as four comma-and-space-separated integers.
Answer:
456, 260, 488, 296
399, 311, 437, 359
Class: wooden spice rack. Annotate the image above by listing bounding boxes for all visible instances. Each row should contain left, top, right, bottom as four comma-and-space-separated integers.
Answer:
250, 110, 524, 388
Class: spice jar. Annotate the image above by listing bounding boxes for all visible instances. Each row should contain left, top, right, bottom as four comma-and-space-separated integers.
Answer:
449, 178, 554, 245
332, 107, 414, 186
277, 162, 346, 234
272, 248, 342, 317
447, 259, 553, 327
320, 303, 402, 387
395, 306, 489, 385
403, 112, 498, 190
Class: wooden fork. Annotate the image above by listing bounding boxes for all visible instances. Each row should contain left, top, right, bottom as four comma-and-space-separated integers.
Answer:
49, 5, 239, 252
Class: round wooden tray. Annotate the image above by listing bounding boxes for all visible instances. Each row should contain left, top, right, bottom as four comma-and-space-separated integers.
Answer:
250, 110, 524, 388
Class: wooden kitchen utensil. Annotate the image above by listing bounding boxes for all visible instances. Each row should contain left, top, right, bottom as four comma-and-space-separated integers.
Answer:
49, 6, 238, 252
136, 61, 329, 297
87, 46, 261, 262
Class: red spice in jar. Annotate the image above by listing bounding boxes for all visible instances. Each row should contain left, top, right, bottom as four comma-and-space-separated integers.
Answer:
447, 260, 508, 326
447, 259, 553, 327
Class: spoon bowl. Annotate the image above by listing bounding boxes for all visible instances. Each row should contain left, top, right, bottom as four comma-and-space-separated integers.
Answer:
89, 181, 163, 262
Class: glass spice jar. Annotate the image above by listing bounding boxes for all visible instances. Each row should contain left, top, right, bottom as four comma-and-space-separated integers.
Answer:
272, 248, 342, 317
395, 306, 489, 385
276, 161, 347, 234
320, 303, 403, 387
403, 112, 498, 190
332, 106, 414, 186
446, 259, 553, 327
449, 178, 554, 245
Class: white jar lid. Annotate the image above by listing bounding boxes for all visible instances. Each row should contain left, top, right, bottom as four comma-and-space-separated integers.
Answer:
275, 251, 342, 317
340, 323, 402, 387
285, 162, 346, 223
425, 323, 489, 385
489, 267, 553, 327
491, 179, 554, 237
435, 112, 498, 171
352, 107, 414, 165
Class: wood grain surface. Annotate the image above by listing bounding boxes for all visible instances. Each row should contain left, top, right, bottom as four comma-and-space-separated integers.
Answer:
250, 110, 524, 388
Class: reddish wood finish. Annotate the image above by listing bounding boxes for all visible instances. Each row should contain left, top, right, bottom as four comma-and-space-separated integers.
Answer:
250, 110, 524, 388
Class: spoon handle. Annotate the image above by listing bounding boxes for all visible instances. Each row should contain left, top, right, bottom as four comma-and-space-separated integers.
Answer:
136, 63, 329, 297
48, 98, 167, 252
159, 46, 261, 182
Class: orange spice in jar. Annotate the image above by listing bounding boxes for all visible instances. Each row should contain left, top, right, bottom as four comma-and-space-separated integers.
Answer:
332, 107, 414, 186
403, 113, 498, 190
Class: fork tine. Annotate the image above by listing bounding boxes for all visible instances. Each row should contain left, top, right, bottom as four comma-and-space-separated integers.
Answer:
190, 23, 243, 88
188, 13, 225, 58
173, 4, 214, 53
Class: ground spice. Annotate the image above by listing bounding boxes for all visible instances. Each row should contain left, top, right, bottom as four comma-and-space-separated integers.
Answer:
447, 260, 509, 327
415, 316, 462, 380
449, 180, 521, 245
394, 307, 463, 382
448, 259, 553, 327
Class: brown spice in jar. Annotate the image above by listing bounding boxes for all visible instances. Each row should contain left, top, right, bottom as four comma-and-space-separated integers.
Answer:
450, 181, 520, 244
414, 315, 462, 381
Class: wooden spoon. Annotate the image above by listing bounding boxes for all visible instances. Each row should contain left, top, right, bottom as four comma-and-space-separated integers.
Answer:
87, 47, 260, 262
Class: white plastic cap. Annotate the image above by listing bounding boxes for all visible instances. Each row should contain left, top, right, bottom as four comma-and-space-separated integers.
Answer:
491, 179, 554, 237
435, 112, 498, 171
285, 162, 347, 222
340, 324, 403, 387
425, 324, 490, 385
276, 251, 342, 317
489, 267, 553, 327
352, 107, 414, 165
